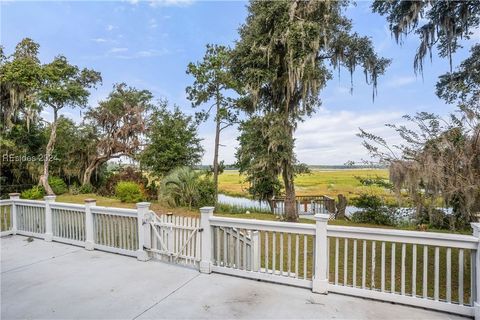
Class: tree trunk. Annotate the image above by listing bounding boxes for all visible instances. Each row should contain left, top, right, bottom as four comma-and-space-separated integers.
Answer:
39, 109, 57, 195
82, 156, 109, 186
282, 161, 297, 221
212, 101, 221, 206
336, 194, 347, 219
82, 164, 96, 186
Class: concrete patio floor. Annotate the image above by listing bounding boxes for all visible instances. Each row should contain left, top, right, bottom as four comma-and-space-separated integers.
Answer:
1, 235, 468, 319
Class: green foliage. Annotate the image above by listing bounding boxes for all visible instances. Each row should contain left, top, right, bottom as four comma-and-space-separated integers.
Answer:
355, 176, 393, 190
69, 182, 81, 195
232, 1, 389, 221
21, 186, 45, 200
48, 176, 67, 195
79, 183, 95, 194
350, 207, 397, 226
372, 0, 480, 74
140, 102, 204, 178
98, 166, 156, 200
160, 167, 214, 209
351, 194, 383, 210
236, 115, 283, 203
115, 181, 145, 203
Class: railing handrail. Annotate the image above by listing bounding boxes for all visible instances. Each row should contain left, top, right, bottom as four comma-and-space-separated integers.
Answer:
210, 216, 316, 235
50, 202, 86, 211
12, 199, 46, 207
91, 205, 138, 217
327, 225, 477, 249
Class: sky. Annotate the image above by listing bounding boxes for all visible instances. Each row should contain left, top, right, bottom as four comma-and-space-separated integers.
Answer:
1, 0, 478, 165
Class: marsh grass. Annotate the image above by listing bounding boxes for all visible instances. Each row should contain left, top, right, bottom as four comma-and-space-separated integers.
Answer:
218, 169, 394, 201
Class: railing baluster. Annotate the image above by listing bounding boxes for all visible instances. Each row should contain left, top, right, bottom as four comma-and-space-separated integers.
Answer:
381, 241, 385, 292
401, 243, 406, 295
295, 234, 299, 279
222, 227, 226, 266
362, 240, 366, 289
272, 232, 276, 273
353, 239, 357, 287
391, 242, 396, 293
412, 244, 417, 297
371, 241, 376, 288
264, 231, 269, 272
287, 233, 291, 277
446, 247, 451, 303
242, 229, 247, 270
235, 228, 240, 268
303, 235, 307, 280
280, 233, 284, 275
459, 249, 464, 305
344, 238, 348, 285
335, 237, 339, 285
423, 245, 428, 298
434, 246, 440, 301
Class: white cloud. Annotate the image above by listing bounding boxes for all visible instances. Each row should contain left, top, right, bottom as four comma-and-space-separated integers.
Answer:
106, 24, 116, 31
294, 109, 405, 164
386, 75, 417, 88
91, 38, 107, 43
109, 47, 128, 53
201, 109, 406, 165
149, 0, 194, 7
148, 18, 158, 29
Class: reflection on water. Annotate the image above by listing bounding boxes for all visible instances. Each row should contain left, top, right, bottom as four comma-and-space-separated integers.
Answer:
218, 194, 270, 210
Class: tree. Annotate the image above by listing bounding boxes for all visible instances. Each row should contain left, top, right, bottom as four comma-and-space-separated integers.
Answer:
236, 115, 283, 210
186, 44, 239, 204
140, 101, 204, 178
232, 0, 390, 221
37, 56, 101, 194
82, 83, 153, 186
0, 38, 42, 131
359, 45, 480, 228
372, 0, 480, 73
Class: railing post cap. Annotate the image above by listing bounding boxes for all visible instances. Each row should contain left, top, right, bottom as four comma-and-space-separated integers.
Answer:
9, 193, 20, 198
471, 223, 480, 235
136, 202, 151, 209
200, 206, 215, 213
314, 213, 330, 222
44, 195, 56, 201
84, 198, 96, 204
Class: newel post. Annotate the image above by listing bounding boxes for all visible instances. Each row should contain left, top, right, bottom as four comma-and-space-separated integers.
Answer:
312, 213, 330, 294
199, 206, 214, 274
84, 199, 96, 250
44, 195, 56, 241
9, 193, 19, 234
136, 202, 151, 261
471, 223, 480, 319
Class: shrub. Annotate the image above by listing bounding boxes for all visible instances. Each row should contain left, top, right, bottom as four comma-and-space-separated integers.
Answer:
48, 176, 68, 195
98, 167, 156, 199
21, 186, 45, 200
115, 181, 145, 203
351, 193, 383, 210
79, 183, 95, 194
350, 207, 398, 226
160, 167, 215, 209
69, 183, 80, 195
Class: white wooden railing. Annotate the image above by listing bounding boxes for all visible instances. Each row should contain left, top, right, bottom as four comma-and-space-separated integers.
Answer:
1, 194, 145, 258
2, 194, 480, 318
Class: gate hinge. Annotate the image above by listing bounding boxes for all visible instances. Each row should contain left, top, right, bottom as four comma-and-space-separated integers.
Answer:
198, 228, 204, 232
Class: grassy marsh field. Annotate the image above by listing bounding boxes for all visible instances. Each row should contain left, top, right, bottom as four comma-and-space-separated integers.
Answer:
218, 168, 392, 201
